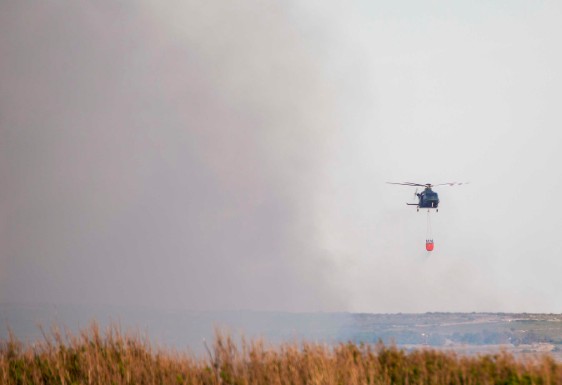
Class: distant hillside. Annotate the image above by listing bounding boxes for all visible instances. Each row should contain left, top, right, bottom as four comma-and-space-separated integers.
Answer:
343, 312, 562, 345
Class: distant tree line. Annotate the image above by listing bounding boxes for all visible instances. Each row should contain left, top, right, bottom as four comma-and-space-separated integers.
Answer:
350, 329, 562, 346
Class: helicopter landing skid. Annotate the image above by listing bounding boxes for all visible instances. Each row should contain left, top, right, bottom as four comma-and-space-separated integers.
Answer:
407, 205, 439, 212
418, 208, 438, 212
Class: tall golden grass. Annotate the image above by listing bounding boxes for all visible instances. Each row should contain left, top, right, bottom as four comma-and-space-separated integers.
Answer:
1, 323, 560, 385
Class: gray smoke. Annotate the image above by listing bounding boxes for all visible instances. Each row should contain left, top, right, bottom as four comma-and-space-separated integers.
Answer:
0, 0, 345, 311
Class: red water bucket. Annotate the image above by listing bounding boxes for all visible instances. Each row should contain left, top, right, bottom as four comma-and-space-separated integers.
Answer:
425, 240, 434, 251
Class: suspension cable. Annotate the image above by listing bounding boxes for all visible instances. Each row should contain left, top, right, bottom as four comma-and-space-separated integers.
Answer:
426, 210, 433, 243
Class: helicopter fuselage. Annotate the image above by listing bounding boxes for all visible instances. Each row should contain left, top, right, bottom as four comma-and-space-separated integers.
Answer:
418, 188, 439, 208
406, 187, 439, 210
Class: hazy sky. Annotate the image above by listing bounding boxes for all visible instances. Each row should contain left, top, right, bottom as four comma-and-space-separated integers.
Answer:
2, 0, 562, 313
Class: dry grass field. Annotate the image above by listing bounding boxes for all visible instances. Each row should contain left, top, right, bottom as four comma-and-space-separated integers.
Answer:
1, 323, 561, 385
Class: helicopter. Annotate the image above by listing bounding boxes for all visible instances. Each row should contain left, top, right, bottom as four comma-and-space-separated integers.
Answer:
387, 182, 468, 212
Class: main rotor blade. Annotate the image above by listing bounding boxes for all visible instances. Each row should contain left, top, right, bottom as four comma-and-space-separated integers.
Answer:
387, 182, 427, 187
433, 182, 470, 186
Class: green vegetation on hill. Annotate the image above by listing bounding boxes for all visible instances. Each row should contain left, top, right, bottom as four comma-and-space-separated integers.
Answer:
1, 323, 561, 385
343, 313, 562, 348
